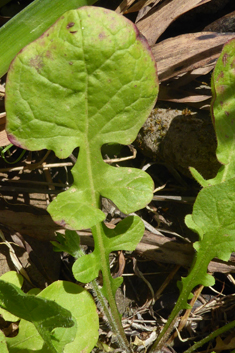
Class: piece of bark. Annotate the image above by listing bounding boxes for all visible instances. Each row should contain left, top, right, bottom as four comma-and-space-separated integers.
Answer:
136, 231, 235, 274
152, 32, 235, 82
158, 67, 212, 105
204, 10, 235, 33
0, 210, 59, 241
136, 0, 211, 46
120, 0, 161, 15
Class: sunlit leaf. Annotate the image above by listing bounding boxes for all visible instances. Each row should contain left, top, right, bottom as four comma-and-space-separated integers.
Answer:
6, 7, 158, 230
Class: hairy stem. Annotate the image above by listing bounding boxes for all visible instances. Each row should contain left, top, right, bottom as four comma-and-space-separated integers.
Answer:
74, 232, 131, 352
91, 278, 131, 352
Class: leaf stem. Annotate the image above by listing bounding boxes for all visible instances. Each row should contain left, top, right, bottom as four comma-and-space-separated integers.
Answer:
184, 319, 235, 353
83, 143, 131, 352
92, 222, 132, 353
149, 305, 182, 352
91, 278, 131, 352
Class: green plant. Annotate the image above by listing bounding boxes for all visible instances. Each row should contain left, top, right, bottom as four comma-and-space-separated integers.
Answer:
0, 271, 99, 352
3, 5, 158, 353
3, 3, 235, 353
149, 38, 235, 352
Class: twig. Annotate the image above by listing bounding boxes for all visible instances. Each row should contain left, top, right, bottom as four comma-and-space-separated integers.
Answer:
0, 161, 73, 172
152, 195, 195, 203
0, 148, 136, 172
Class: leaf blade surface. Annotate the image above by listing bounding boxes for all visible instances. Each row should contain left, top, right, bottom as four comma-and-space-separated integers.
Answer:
6, 7, 158, 230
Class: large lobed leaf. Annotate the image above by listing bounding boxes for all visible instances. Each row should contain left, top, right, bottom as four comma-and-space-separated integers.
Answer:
6, 6, 158, 230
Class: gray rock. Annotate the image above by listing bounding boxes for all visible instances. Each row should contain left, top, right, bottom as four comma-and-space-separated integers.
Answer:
135, 107, 221, 179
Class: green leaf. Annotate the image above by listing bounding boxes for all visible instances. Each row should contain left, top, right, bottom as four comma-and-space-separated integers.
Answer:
6, 319, 47, 353
6, 8, 157, 350
6, 6, 158, 230
0, 281, 74, 328
191, 179, 235, 261
151, 38, 235, 352
152, 179, 235, 349
6, 281, 98, 353
211, 38, 235, 168
0, 271, 24, 322
0, 0, 97, 78
192, 38, 235, 185
40, 281, 98, 353
52, 230, 82, 258
73, 215, 144, 297
0, 271, 23, 287
0, 280, 75, 352
178, 179, 235, 308
0, 330, 9, 353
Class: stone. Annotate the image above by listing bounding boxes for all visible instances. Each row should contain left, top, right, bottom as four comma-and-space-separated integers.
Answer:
135, 106, 221, 179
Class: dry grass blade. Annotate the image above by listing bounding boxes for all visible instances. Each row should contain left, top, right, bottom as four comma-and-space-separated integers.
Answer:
0, 229, 32, 284
135, 0, 161, 22
115, 0, 136, 14
133, 257, 155, 306
122, 0, 159, 14
152, 32, 235, 82
136, 0, 212, 46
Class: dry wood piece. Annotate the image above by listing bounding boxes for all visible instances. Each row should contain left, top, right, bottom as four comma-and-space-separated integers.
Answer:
0, 210, 59, 241
135, 231, 235, 274
136, 0, 212, 46
158, 83, 211, 104
117, 0, 161, 15
152, 32, 235, 82
2, 206, 234, 275
115, 0, 136, 13
204, 10, 235, 32
78, 229, 235, 274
